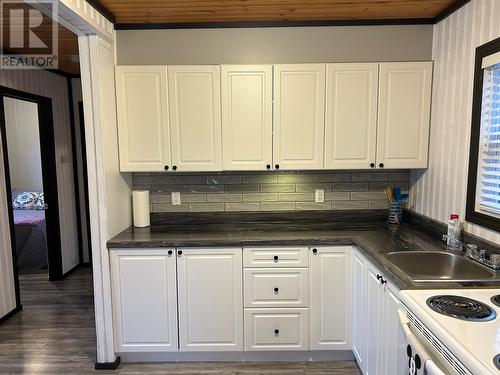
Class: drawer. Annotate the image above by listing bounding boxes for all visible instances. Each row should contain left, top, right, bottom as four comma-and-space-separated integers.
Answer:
244, 268, 309, 308
243, 247, 309, 268
244, 308, 309, 351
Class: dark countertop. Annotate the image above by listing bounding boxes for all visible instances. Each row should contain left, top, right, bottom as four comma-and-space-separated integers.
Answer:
108, 218, 500, 290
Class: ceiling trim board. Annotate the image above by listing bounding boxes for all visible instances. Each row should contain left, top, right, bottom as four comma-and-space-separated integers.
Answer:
114, 18, 437, 30
434, 0, 471, 23
85, 0, 116, 24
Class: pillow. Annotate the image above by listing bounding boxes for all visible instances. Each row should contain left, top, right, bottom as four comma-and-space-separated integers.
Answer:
34, 193, 44, 210
12, 192, 44, 210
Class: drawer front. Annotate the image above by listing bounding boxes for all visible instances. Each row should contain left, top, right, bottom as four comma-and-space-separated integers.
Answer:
244, 268, 309, 308
244, 308, 309, 351
243, 247, 309, 268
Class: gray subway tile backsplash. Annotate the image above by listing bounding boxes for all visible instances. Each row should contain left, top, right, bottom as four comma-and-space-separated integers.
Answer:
134, 170, 410, 213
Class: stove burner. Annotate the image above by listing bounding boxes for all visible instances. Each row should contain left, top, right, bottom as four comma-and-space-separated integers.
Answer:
491, 295, 500, 308
426, 295, 496, 321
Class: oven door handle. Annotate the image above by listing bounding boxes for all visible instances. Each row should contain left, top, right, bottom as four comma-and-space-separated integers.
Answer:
399, 309, 447, 375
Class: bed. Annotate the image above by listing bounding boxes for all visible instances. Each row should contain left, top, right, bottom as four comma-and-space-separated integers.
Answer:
11, 190, 48, 271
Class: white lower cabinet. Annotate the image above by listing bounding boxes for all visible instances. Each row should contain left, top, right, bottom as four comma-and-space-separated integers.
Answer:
110, 245, 401, 365
352, 248, 366, 368
310, 246, 352, 350
244, 308, 309, 351
110, 249, 178, 352
177, 247, 243, 351
352, 248, 401, 375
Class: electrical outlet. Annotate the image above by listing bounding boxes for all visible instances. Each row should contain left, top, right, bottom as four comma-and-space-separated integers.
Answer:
315, 189, 325, 203
171, 192, 181, 205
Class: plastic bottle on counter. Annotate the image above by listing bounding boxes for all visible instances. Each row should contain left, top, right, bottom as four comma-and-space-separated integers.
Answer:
447, 213, 462, 251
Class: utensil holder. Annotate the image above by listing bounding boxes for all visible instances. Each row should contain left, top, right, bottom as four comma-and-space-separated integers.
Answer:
387, 201, 403, 224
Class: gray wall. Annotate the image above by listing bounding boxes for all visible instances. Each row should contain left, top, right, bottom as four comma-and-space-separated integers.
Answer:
116, 25, 433, 64
133, 170, 410, 213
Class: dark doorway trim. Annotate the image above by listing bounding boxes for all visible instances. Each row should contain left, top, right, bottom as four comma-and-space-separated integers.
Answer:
66, 78, 84, 267
78, 101, 92, 266
466, 36, 500, 233
0, 86, 64, 292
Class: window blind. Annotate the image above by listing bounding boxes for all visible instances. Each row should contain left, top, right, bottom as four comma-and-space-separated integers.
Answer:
477, 63, 500, 216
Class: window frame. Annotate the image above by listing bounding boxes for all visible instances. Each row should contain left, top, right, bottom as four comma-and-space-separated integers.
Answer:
466, 36, 500, 232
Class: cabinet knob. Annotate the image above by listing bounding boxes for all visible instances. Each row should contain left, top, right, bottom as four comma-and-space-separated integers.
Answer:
274, 287, 279, 294
377, 274, 382, 280
275, 164, 280, 169
172, 165, 177, 171
274, 329, 280, 336
312, 248, 318, 254
370, 163, 375, 168
266, 164, 271, 170
168, 250, 173, 255
379, 163, 384, 168
177, 250, 183, 256
273, 255, 279, 262
381, 278, 387, 285
164, 165, 169, 171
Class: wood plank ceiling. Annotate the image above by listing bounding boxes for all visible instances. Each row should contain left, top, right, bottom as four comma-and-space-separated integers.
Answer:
94, 0, 468, 26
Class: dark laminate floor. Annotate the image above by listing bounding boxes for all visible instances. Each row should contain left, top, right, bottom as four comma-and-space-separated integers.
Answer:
0, 268, 360, 375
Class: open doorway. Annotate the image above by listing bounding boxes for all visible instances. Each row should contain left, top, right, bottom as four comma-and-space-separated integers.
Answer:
0, 86, 63, 289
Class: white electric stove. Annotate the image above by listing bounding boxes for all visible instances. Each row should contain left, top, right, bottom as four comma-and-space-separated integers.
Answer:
400, 288, 500, 375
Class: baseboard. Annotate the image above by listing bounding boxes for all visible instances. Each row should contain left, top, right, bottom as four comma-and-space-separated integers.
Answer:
119, 350, 354, 363
0, 304, 22, 325
95, 356, 121, 370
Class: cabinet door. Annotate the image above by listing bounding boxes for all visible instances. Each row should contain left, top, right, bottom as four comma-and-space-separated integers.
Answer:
177, 247, 243, 351
364, 261, 384, 375
309, 246, 352, 350
273, 64, 326, 170
377, 62, 432, 168
110, 249, 178, 352
168, 66, 222, 171
380, 282, 401, 375
325, 63, 378, 169
115, 66, 171, 172
352, 248, 366, 371
221, 65, 273, 171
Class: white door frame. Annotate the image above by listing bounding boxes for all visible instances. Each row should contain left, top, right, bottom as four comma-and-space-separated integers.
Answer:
27, 0, 118, 364
78, 34, 117, 364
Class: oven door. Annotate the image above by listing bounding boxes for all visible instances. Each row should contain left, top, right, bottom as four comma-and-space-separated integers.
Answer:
397, 309, 447, 375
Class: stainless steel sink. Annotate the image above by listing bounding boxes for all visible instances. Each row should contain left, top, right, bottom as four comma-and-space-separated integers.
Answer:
384, 251, 500, 282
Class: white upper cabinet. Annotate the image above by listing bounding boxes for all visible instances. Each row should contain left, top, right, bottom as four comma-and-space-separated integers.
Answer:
325, 63, 379, 169
221, 65, 273, 171
110, 249, 178, 352
273, 64, 326, 170
115, 62, 432, 172
168, 66, 222, 171
310, 246, 352, 350
115, 66, 171, 172
177, 247, 243, 351
377, 62, 432, 169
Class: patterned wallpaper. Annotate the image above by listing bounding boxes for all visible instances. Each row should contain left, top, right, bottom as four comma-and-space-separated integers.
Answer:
132, 170, 410, 213
410, 0, 500, 244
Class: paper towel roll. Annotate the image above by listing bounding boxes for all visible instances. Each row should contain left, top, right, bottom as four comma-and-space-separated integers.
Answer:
133, 190, 150, 227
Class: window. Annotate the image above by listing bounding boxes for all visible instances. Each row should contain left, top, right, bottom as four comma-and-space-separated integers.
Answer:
467, 37, 500, 232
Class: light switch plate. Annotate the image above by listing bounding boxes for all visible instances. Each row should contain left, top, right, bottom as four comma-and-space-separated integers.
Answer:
315, 189, 325, 203
171, 192, 181, 205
